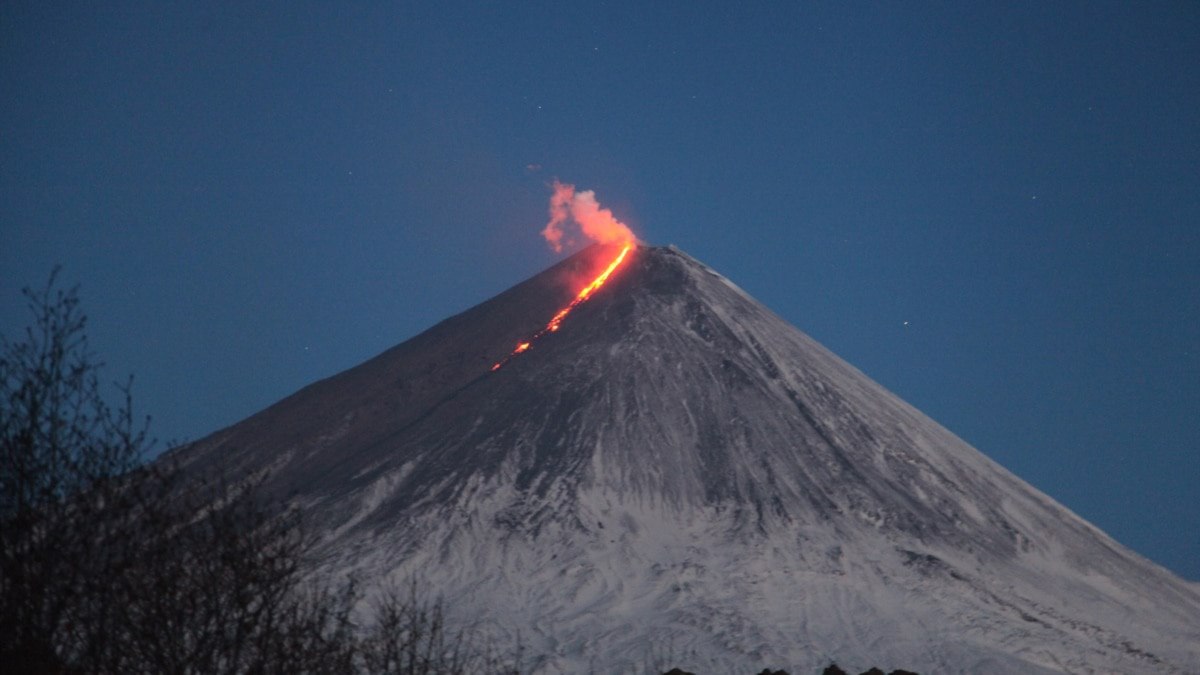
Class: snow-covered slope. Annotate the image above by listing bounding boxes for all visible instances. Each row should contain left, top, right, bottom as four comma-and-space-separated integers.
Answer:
177, 244, 1200, 674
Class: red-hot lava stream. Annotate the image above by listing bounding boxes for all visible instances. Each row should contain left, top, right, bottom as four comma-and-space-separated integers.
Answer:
490, 243, 634, 372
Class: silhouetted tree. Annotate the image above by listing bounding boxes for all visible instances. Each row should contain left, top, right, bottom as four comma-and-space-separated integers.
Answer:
0, 270, 153, 671
358, 581, 474, 674
95, 471, 361, 673
0, 272, 358, 673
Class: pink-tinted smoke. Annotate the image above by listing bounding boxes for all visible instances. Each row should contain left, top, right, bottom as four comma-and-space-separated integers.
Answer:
540, 180, 635, 253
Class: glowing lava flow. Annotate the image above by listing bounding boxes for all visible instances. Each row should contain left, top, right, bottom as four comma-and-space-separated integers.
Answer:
491, 243, 633, 372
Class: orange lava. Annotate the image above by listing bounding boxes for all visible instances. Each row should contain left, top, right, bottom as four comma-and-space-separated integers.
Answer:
491, 244, 633, 372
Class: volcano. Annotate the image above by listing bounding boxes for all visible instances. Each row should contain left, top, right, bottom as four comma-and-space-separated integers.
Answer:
176, 244, 1200, 674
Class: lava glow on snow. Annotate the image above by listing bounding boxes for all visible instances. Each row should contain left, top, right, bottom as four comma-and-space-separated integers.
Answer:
491, 243, 633, 372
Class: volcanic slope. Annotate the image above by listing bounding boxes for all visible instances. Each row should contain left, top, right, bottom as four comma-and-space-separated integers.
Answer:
177, 244, 1200, 674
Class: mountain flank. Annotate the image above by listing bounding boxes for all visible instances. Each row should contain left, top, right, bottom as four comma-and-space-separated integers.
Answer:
176, 244, 1200, 674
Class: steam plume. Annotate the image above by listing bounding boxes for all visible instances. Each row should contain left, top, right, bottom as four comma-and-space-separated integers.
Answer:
541, 180, 635, 252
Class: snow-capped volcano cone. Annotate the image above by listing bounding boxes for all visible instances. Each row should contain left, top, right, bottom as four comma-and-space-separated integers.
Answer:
175, 244, 1200, 674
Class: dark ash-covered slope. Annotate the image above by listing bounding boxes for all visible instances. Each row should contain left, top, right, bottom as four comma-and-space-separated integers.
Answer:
175, 244, 1200, 674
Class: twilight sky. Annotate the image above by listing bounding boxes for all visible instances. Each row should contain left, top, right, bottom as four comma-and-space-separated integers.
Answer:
2, 2, 1197, 580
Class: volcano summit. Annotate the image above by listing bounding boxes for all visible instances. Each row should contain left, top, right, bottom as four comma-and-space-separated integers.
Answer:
176, 244, 1200, 674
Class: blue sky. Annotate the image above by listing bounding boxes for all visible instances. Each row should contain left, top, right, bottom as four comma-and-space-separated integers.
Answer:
2, 2, 1197, 580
